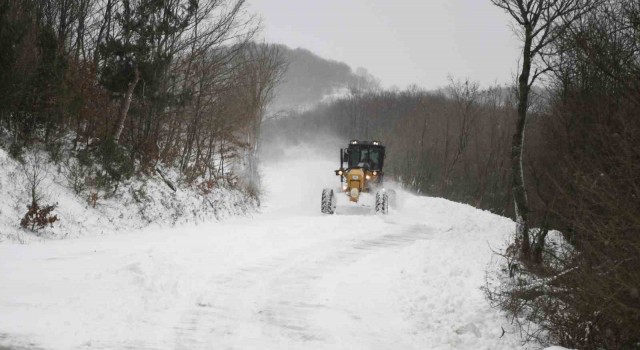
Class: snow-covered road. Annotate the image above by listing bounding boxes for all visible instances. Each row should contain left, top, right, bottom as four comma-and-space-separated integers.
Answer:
0, 153, 526, 349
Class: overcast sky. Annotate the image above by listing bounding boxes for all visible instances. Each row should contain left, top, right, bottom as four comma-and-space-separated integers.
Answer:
248, 0, 521, 90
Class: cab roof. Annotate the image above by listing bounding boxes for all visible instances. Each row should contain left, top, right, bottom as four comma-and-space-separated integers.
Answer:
348, 140, 384, 147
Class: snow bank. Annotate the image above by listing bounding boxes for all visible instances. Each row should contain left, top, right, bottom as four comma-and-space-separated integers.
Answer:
0, 147, 256, 243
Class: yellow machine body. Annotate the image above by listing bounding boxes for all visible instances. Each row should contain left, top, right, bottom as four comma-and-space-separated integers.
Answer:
342, 168, 381, 202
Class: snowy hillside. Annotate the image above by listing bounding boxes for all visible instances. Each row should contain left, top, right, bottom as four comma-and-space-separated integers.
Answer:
0, 148, 255, 243
0, 148, 537, 349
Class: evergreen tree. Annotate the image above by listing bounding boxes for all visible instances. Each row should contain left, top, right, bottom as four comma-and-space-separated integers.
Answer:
98, 0, 196, 142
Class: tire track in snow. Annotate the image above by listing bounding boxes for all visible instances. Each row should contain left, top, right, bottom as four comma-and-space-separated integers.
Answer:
257, 223, 433, 344
0, 341, 45, 350
0, 333, 47, 350
172, 222, 433, 349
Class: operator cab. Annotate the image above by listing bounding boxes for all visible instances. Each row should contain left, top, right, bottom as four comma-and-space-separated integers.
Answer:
345, 140, 385, 171
335, 140, 385, 186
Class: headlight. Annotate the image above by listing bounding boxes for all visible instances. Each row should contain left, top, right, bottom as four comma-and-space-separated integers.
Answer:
366, 175, 371, 180
338, 170, 343, 175
373, 171, 377, 176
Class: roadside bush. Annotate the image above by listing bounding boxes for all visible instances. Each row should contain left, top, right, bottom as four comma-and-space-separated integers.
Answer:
196, 179, 216, 196
20, 202, 58, 232
74, 140, 135, 195
62, 158, 91, 194
98, 140, 134, 183
20, 151, 50, 207
46, 139, 65, 163
8, 142, 23, 161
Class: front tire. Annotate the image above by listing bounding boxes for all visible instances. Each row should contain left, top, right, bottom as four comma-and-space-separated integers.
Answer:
321, 188, 336, 214
375, 190, 389, 214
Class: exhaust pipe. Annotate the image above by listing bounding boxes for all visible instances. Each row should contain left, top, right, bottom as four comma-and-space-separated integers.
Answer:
340, 148, 344, 187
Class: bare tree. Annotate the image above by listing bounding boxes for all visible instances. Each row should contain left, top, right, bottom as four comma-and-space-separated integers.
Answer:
441, 78, 480, 195
21, 152, 50, 206
490, 0, 602, 260
235, 43, 287, 192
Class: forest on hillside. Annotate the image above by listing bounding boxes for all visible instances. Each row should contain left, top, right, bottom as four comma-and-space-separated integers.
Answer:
0, 0, 285, 205
268, 46, 379, 111
265, 0, 640, 348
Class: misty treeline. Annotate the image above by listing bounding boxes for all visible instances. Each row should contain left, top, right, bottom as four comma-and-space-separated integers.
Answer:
0, 0, 285, 200
270, 46, 380, 111
264, 82, 516, 214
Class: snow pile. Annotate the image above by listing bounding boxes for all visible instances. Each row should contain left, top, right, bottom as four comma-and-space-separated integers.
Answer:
0, 147, 256, 243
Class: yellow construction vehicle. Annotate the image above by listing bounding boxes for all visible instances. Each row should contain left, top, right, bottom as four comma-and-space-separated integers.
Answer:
322, 140, 395, 214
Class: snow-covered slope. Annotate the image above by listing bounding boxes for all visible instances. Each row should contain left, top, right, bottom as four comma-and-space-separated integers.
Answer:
0, 148, 532, 349
0, 148, 255, 243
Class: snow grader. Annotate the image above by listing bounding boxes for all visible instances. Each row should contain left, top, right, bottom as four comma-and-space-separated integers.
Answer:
321, 140, 395, 214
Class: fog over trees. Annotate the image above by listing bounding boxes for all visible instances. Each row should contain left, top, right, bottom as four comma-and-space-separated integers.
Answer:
263, 46, 379, 112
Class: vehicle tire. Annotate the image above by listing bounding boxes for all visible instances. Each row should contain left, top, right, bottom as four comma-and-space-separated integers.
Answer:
375, 190, 389, 214
321, 188, 336, 214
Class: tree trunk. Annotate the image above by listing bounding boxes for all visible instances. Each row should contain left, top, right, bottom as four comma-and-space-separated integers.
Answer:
532, 227, 548, 264
513, 26, 533, 258
113, 67, 140, 143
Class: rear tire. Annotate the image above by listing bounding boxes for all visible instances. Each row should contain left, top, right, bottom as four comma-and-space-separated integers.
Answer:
321, 188, 336, 214
375, 190, 389, 214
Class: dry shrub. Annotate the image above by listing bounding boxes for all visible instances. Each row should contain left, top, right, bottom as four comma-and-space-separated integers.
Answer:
88, 191, 99, 208
490, 90, 640, 350
20, 202, 59, 232
548, 100, 640, 349
197, 179, 216, 196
